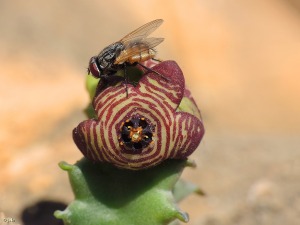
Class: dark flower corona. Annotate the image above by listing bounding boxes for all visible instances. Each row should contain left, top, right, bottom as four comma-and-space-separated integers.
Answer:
119, 115, 155, 152
73, 60, 204, 170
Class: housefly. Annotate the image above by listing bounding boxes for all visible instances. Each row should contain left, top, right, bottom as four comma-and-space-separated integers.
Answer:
88, 19, 168, 94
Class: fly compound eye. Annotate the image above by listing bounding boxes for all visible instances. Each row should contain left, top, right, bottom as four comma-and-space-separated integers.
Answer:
88, 56, 101, 78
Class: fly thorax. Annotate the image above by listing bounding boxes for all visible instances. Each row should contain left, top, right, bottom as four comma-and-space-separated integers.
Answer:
97, 43, 124, 70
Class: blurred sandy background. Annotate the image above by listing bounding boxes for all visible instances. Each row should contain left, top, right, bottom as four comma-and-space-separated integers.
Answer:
0, 0, 299, 224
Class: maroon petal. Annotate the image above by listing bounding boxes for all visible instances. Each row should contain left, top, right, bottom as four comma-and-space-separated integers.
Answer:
73, 60, 204, 170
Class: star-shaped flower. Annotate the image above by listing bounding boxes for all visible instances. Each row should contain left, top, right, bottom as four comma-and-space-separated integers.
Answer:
73, 60, 204, 170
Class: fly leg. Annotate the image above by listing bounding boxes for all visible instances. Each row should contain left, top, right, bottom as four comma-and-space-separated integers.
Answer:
123, 63, 129, 97
152, 58, 162, 63
137, 62, 170, 81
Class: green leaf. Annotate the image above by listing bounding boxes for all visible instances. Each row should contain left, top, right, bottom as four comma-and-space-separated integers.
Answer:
84, 103, 97, 119
86, 74, 99, 101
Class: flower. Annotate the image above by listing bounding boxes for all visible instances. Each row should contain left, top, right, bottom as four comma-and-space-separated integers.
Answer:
73, 60, 204, 170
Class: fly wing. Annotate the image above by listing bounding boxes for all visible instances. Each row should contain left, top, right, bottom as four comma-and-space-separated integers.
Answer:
120, 19, 164, 44
114, 37, 164, 64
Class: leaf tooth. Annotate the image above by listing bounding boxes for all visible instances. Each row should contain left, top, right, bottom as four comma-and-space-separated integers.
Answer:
174, 210, 189, 222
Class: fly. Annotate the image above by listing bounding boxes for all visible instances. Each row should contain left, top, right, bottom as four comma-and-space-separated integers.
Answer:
88, 19, 168, 95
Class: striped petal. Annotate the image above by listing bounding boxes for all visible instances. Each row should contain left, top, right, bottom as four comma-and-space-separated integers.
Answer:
73, 60, 204, 170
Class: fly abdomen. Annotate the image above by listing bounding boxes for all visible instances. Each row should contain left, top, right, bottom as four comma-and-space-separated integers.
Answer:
127, 48, 156, 64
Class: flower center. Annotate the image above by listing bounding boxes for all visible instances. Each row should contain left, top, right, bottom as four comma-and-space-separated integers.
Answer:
119, 116, 154, 151
130, 127, 143, 142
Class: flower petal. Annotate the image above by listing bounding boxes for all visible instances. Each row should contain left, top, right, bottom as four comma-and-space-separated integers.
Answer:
73, 61, 204, 170
137, 60, 185, 109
